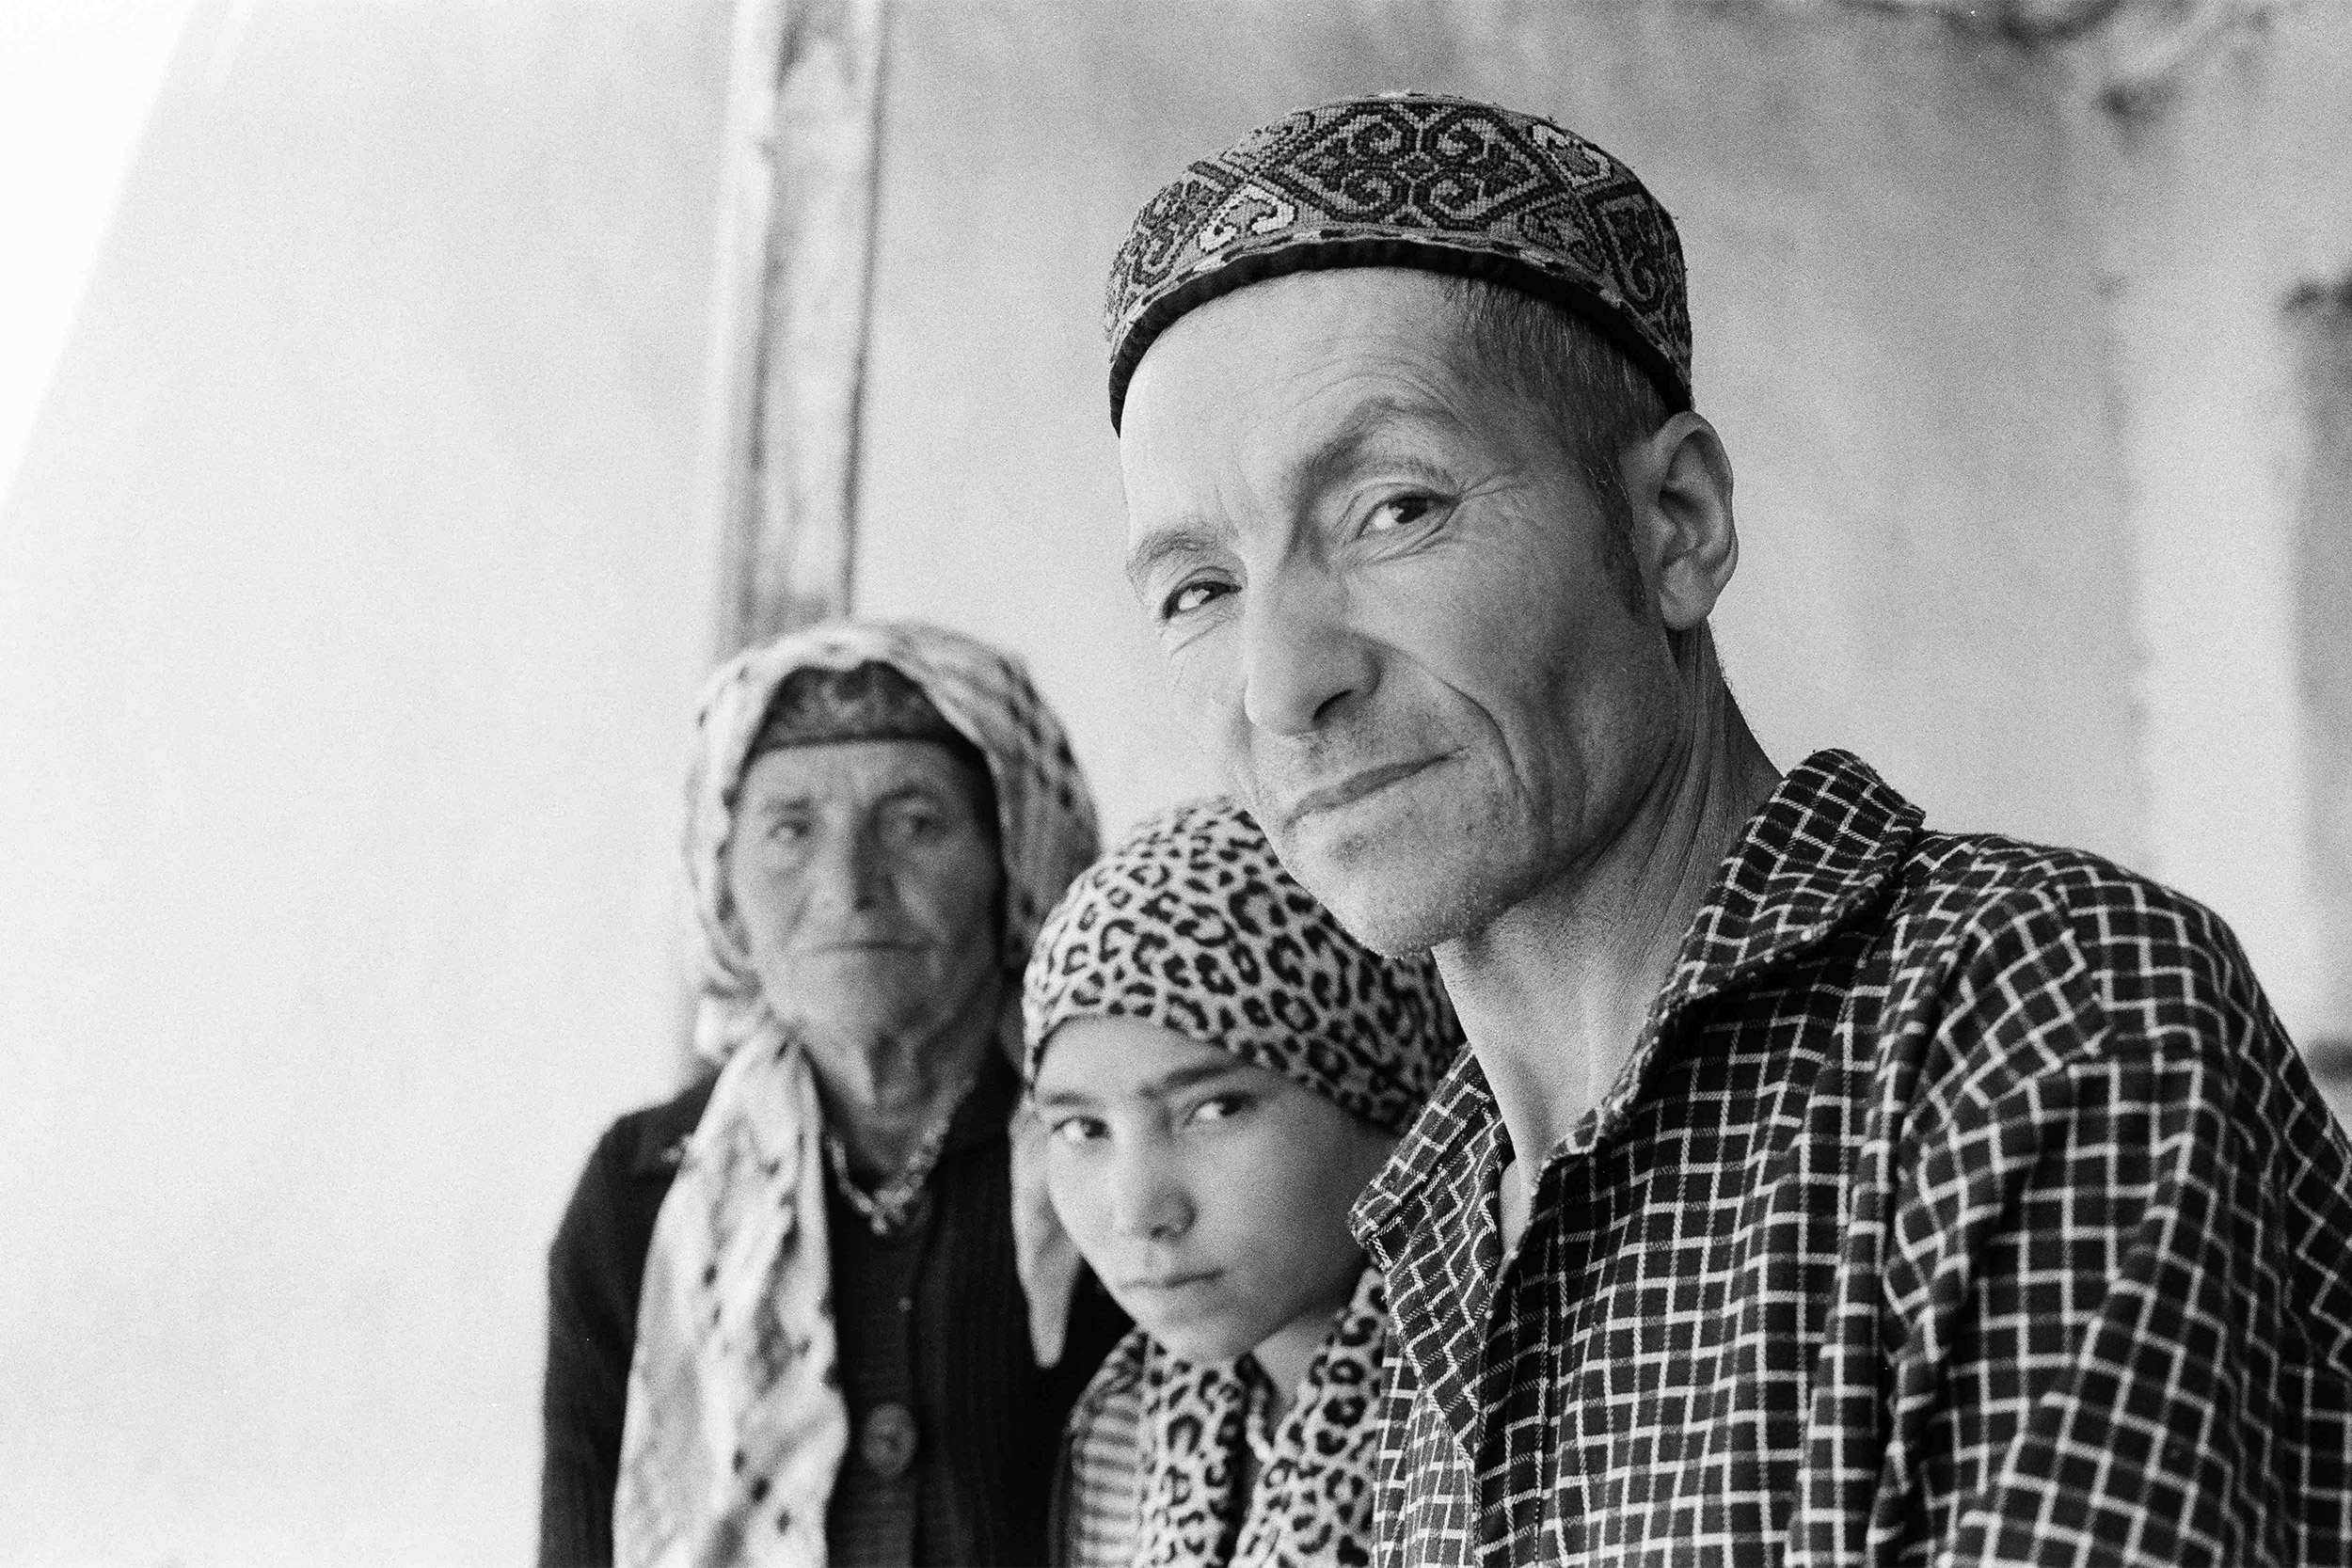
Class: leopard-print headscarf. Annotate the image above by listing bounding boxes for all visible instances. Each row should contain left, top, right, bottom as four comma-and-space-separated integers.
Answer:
1139, 1267, 1389, 1568
1022, 797, 1456, 1130
617, 621, 1098, 1568
1064, 1267, 1391, 1568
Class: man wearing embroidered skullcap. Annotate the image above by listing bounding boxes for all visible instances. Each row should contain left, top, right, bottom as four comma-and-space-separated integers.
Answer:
1105, 93, 2352, 1566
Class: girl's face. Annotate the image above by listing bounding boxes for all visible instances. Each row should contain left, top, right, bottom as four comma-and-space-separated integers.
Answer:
1032, 1017, 1396, 1365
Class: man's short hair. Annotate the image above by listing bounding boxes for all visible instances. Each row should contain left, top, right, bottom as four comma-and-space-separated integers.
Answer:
1441, 277, 1670, 622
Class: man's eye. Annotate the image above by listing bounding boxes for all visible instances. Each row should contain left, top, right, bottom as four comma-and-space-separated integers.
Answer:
1050, 1116, 1106, 1145
1365, 494, 1438, 534
1161, 579, 1231, 620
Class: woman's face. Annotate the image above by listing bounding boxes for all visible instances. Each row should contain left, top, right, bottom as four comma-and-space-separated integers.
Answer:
727, 738, 1003, 1049
1033, 1018, 1395, 1366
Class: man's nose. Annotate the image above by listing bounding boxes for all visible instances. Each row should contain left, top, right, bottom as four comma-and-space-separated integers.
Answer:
1107, 1140, 1195, 1243
1237, 569, 1374, 737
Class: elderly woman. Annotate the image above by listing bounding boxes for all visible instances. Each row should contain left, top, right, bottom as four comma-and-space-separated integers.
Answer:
539, 622, 1128, 1568
1024, 799, 1462, 1567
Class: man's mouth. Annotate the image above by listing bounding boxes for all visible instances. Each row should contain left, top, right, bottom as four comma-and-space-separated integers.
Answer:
1283, 752, 1451, 828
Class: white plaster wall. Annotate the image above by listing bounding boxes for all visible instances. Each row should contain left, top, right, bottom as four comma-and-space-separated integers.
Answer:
0, 2, 729, 1560
2090, 7, 2352, 1042
0, 0, 193, 500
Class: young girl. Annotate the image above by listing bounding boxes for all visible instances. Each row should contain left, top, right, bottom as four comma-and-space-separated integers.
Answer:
1023, 798, 1461, 1567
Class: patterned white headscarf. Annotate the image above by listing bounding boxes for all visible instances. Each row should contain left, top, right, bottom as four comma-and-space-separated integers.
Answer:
614, 621, 1100, 1568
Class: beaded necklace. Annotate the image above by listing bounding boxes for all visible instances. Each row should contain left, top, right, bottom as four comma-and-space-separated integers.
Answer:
822, 1068, 977, 1237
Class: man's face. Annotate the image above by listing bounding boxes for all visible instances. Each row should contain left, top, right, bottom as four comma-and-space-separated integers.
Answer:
1118, 269, 1683, 954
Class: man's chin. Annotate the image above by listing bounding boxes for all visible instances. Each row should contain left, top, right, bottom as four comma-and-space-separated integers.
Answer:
1327, 887, 1490, 958
1273, 820, 1518, 958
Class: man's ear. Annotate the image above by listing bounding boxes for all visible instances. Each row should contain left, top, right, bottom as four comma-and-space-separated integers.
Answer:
1626, 412, 1737, 631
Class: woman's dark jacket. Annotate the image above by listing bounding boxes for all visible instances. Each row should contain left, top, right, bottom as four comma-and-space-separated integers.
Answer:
537, 1056, 1126, 1567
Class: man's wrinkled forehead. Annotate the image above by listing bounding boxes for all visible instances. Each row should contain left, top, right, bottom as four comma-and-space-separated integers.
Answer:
1125, 266, 1467, 427
1118, 273, 1498, 560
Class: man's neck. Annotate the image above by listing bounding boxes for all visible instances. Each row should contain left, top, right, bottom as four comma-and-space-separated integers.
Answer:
1438, 639, 1778, 1233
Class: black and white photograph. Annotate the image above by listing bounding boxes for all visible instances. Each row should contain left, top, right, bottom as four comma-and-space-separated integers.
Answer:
3, 0, 2349, 1563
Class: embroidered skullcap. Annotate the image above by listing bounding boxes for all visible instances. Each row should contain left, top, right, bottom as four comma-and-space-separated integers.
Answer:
1104, 91, 1692, 429
1024, 798, 1460, 1134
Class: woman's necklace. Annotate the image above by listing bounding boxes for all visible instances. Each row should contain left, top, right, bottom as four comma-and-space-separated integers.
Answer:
822, 1069, 977, 1237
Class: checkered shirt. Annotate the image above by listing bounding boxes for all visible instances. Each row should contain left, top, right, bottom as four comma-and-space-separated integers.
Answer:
1352, 750, 2352, 1567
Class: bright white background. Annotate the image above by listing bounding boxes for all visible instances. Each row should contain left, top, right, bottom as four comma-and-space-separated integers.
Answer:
1, 2, 731, 1560
0, 0, 195, 501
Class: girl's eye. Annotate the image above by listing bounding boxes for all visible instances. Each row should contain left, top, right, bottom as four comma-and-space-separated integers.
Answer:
1050, 1116, 1106, 1146
1186, 1093, 1250, 1126
1161, 578, 1232, 620
1365, 494, 1438, 534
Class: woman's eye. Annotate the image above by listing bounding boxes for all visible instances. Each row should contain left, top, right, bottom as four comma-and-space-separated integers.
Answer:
1050, 1116, 1105, 1146
767, 817, 813, 844
889, 809, 945, 841
1161, 579, 1231, 620
1186, 1093, 1250, 1126
1365, 494, 1438, 534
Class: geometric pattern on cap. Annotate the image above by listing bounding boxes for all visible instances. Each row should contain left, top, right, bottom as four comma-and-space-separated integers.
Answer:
1104, 91, 1692, 428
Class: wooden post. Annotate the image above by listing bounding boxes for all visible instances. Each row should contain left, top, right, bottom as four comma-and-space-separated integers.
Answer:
682, 0, 891, 1072
703, 0, 890, 657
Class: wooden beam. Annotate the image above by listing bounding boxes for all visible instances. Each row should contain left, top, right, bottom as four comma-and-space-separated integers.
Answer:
703, 0, 890, 657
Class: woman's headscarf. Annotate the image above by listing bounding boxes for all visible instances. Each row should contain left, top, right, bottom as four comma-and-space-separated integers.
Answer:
1023, 798, 1460, 1568
615, 621, 1098, 1568
1024, 796, 1455, 1127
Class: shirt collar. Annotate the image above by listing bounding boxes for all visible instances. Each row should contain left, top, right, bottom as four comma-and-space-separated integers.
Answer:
1648, 748, 1920, 1023
1353, 749, 1920, 1253
1351, 1046, 1505, 1276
